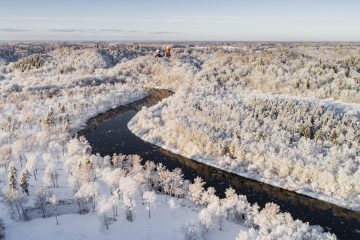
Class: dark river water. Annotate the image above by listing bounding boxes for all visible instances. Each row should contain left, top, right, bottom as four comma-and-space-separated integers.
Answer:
78, 89, 360, 240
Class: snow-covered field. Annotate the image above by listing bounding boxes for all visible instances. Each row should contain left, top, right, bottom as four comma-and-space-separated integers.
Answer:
1, 42, 357, 239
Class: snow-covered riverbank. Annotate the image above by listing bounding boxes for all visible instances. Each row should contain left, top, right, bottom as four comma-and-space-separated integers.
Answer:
128, 86, 360, 212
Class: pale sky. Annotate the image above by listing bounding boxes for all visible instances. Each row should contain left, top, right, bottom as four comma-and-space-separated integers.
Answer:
0, 0, 359, 41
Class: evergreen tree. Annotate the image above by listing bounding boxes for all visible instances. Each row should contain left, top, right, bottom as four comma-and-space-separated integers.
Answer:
8, 164, 17, 190
45, 107, 56, 127
19, 169, 30, 196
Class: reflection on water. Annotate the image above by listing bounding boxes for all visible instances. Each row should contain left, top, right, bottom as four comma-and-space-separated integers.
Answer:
78, 89, 360, 240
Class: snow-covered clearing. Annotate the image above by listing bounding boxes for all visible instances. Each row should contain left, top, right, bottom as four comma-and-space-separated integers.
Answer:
1, 42, 357, 239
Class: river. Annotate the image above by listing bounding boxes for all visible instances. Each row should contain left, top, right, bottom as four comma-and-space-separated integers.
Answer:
78, 89, 360, 239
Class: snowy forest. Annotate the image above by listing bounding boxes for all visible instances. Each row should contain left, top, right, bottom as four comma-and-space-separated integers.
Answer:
0, 42, 359, 239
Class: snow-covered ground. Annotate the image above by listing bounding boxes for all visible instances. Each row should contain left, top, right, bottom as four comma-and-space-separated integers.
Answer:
3, 195, 243, 240
1, 42, 357, 239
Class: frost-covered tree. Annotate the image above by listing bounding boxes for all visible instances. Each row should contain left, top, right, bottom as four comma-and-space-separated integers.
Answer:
254, 202, 281, 233
235, 228, 258, 240
25, 152, 38, 181
182, 222, 198, 240
2, 186, 28, 221
71, 155, 98, 213
75, 182, 99, 212
144, 161, 156, 189
35, 187, 48, 218
222, 188, 238, 220
244, 203, 260, 228
223, 188, 249, 223
44, 107, 56, 128
111, 153, 126, 169
118, 176, 138, 222
188, 177, 205, 205
142, 190, 156, 218
169, 168, 185, 198
97, 197, 113, 230
213, 198, 227, 231
0, 144, 11, 172
102, 167, 124, 194
43, 162, 59, 187
201, 187, 217, 206
49, 194, 59, 225
158, 168, 172, 196
66, 137, 87, 156
19, 169, 30, 195
48, 140, 62, 161
198, 207, 214, 240
154, 163, 166, 191
107, 195, 119, 219
129, 155, 146, 194
12, 140, 24, 167
78, 158, 96, 183
8, 163, 17, 190
58, 132, 69, 156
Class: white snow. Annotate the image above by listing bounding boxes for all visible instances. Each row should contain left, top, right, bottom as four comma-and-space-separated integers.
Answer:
4, 195, 243, 240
